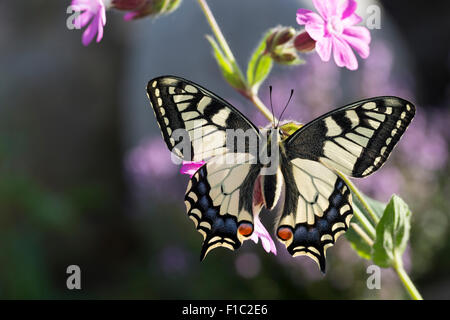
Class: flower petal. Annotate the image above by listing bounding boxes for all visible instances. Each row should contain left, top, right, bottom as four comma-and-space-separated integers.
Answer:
180, 161, 206, 178
96, 11, 105, 42
251, 216, 277, 255
81, 14, 99, 46
342, 26, 371, 58
123, 11, 138, 21
343, 25, 371, 43
338, 0, 357, 19
76, 11, 93, 29
332, 36, 358, 70
296, 9, 323, 25
342, 12, 362, 27
305, 19, 326, 41
315, 36, 332, 61
312, 0, 336, 20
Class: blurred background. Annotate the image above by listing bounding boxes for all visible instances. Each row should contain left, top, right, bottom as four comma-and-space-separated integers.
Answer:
0, 0, 449, 299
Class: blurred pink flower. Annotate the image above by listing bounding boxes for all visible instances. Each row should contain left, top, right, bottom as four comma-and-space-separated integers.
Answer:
296, 0, 371, 70
126, 137, 176, 181
71, 0, 107, 46
180, 161, 206, 178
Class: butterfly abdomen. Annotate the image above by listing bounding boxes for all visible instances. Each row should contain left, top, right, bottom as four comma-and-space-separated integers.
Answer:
261, 166, 283, 210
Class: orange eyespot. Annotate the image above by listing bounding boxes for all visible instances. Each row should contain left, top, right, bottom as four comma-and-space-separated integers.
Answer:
238, 223, 253, 236
277, 227, 293, 241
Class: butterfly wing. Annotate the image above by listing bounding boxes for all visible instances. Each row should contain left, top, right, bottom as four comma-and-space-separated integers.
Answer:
277, 97, 415, 272
147, 76, 260, 161
185, 153, 261, 259
277, 156, 352, 272
284, 97, 415, 177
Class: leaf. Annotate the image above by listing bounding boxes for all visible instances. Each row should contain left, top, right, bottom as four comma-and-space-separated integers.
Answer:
246, 32, 273, 94
206, 35, 246, 91
372, 195, 411, 268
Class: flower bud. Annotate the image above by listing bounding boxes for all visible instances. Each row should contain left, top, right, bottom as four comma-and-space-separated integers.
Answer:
112, 0, 146, 10
265, 26, 296, 53
271, 51, 300, 65
116, 0, 182, 21
294, 31, 316, 53
264, 26, 302, 65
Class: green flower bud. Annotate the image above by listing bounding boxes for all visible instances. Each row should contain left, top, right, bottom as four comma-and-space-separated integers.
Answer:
264, 26, 303, 65
265, 26, 296, 53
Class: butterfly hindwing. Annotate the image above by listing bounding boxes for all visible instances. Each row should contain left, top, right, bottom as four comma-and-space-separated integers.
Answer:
184, 153, 261, 259
277, 156, 352, 272
147, 76, 260, 161
285, 97, 415, 177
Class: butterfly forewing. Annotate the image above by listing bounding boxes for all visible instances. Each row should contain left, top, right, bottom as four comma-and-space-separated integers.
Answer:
147, 76, 260, 161
285, 97, 415, 177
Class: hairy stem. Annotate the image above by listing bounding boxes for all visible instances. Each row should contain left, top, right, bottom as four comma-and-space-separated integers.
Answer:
196, 0, 275, 123
393, 255, 423, 300
249, 94, 279, 124
350, 222, 374, 246
196, 0, 245, 84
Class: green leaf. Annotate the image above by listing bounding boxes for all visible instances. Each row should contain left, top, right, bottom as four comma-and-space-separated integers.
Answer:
372, 195, 411, 268
246, 32, 273, 94
206, 35, 246, 91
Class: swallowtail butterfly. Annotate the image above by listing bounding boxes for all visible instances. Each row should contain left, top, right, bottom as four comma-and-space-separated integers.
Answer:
146, 76, 415, 272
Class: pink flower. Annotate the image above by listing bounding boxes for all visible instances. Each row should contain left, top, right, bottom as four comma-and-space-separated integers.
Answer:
297, 0, 371, 70
180, 161, 206, 178
251, 216, 277, 255
71, 0, 107, 46
251, 176, 277, 255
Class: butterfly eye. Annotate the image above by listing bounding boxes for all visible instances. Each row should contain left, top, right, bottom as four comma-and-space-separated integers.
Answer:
277, 226, 293, 241
238, 222, 253, 237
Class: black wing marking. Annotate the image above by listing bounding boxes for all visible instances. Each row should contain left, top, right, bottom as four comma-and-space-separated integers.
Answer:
184, 153, 261, 259
277, 156, 352, 272
147, 76, 260, 161
285, 97, 415, 177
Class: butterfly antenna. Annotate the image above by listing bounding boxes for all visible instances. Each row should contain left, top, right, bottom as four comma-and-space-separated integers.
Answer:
276, 89, 294, 128
269, 86, 276, 128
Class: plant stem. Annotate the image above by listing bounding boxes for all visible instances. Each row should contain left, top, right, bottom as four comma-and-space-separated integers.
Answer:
250, 94, 279, 124
196, 0, 275, 123
336, 171, 380, 225
196, 0, 246, 84
350, 223, 374, 246
351, 206, 377, 240
393, 255, 423, 300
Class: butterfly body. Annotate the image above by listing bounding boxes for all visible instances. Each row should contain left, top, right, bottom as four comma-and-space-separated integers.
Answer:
147, 76, 415, 272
